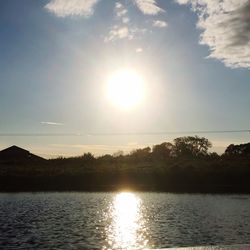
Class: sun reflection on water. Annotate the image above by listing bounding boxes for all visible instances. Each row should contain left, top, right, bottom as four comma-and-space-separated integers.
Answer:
104, 192, 148, 250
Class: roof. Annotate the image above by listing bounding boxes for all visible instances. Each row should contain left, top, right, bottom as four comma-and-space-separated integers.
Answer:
0, 145, 45, 163
0, 145, 29, 154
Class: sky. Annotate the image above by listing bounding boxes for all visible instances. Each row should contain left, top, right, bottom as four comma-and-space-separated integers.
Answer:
0, 0, 250, 158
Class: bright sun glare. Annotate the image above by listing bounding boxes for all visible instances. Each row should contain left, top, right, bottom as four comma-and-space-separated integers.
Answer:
109, 192, 146, 249
106, 69, 145, 110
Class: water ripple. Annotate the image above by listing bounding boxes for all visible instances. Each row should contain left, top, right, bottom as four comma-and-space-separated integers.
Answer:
0, 193, 250, 249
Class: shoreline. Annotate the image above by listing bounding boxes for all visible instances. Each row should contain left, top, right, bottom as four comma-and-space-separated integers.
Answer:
1, 183, 250, 193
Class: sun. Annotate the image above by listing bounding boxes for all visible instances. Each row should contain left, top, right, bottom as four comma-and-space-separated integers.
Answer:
106, 69, 145, 110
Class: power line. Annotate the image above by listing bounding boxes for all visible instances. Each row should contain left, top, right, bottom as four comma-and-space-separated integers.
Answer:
0, 130, 249, 137
0, 133, 79, 137
91, 130, 250, 136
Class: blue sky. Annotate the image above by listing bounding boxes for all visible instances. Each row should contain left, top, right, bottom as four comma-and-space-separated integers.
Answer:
0, 0, 250, 158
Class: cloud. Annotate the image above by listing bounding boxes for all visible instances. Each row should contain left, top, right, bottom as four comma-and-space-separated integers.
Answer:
105, 2, 147, 42
104, 3, 130, 42
115, 2, 128, 17
152, 20, 168, 28
122, 17, 130, 24
45, 0, 164, 17
114, 2, 130, 24
133, 0, 164, 15
41, 121, 64, 126
50, 143, 147, 156
105, 26, 131, 42
45, 0, 99, 17
45, 0, 168, 42
136, 47, 143, 53
176, 0, 250, 69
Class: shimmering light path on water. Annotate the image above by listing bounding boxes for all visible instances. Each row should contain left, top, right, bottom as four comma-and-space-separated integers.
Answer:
0, 193, 250, 249
104, 192, 148, 249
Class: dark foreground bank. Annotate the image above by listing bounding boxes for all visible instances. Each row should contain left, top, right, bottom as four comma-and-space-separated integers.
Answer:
1, 170, 250, 193
0, 137, 249, 192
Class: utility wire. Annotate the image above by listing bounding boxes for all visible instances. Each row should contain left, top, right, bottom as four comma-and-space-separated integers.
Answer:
0, 130, 249, 137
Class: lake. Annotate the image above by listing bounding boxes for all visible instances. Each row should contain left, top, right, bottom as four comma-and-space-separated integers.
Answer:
0, 192, 250, 249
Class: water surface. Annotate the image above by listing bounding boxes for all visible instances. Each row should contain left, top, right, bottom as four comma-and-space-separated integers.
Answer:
0, 192, 250, 249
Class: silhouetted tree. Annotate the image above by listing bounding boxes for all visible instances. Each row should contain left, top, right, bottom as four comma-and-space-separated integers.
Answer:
225, 143, 250, 156
208, 152, 220, 160
173, 136, 212, 158
113, 150, 124, 157
81, 153, 95, 164
130, 147, 151, 161
152, 142, 174, 160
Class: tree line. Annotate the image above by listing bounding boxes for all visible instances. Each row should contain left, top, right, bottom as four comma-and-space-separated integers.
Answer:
0, 136, 249, 192
52, 136, 250, 165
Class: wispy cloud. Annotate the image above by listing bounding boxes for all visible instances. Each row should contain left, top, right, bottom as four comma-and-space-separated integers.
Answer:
45, 0, 167, 42
136, 47, 143, 53
49, 142, 147, 156
104, 2, 131, 42
45, 0, 164, 17
105, 26, 131, 42
51, 143, 137, 150
133, 0, 164, 15
152, 20, 168, 28
176, 0, 250, 69
45, 0, 99, 17
115, 2, 128, 19
104, 2, 148, 42
41, 121, 64, 126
